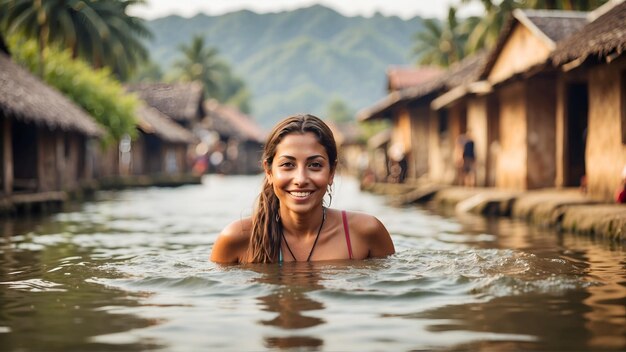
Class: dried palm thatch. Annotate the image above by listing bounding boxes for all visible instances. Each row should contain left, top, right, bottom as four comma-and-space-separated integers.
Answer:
136, 104, 197, 144
551, 1, 626, 66
0, 52, 103, 137
202, 99, 265, 143
127, 82, 204, 123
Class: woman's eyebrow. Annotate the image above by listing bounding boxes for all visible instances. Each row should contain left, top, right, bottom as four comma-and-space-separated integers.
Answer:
276, 154, 327, 160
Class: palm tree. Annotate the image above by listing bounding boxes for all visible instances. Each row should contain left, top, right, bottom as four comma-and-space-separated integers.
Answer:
524, 0, 608, 10
413, 7, 467, 67
0, 0, 151, 78
462, 0, 608, 53
173, 35, 227, 98
462, 0, 520, 54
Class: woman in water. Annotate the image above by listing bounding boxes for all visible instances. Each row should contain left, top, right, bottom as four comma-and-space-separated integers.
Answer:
210, 114, 395, 263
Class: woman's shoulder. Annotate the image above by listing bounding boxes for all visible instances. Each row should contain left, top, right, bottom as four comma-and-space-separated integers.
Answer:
210, 217, 253, 263
342, 210, 385, 235
220, 217, 253, 238
341, 209, 395, 257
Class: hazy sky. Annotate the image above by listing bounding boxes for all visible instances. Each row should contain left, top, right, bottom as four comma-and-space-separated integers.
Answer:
128, 0, 483, 20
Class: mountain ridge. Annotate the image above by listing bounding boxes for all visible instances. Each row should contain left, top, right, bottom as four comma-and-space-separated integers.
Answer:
144, 5, 425, 127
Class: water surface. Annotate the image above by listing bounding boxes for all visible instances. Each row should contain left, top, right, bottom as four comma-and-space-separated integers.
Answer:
0, 175, 624, 351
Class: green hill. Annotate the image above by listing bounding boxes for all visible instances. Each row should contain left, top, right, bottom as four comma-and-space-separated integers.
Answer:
144, 5, 425, 127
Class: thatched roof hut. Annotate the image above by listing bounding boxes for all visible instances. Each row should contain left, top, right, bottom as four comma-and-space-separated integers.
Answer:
127, 82, 205, 124
0, 52, 103, 137
480, 9, 587, 82
358, 51, 489, 122
551, 0, 626, 66
136, 104, 197, 144
202, 99, 265, 143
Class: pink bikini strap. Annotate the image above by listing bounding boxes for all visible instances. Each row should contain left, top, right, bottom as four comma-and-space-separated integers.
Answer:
341, 210, 353, 259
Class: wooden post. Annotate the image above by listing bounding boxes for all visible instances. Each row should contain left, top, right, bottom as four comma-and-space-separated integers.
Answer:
2, 118, 13, 195
56, 131, 65, 190
37, 129, 45, 192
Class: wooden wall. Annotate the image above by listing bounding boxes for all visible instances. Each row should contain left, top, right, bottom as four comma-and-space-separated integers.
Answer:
496, 81, 528, 190
586, 56, 626, 201
409, 102, 430, 179
526, 75, 557, 189
489, 23, 552, 84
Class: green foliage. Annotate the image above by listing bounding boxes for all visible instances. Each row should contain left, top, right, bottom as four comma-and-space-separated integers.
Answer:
413, 7, 469, 67
0, 0, 152, 80
8, 35, 138, 144
458, 0, 609, 55
358, 120, 390, 144
143, 6, 426, 127
326, 98, 354, 123
127, 58, 163, 83
170, 35, 251, 114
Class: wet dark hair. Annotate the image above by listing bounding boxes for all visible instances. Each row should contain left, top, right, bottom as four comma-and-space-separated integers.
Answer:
246, 114, 337, 263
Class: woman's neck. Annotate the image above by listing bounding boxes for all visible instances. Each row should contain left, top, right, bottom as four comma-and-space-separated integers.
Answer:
279, 207, 325, 238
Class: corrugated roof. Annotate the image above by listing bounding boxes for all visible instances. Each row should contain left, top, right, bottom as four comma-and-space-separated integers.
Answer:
0, 52, 104, 137
127, 82, 204, 122
136, 104, 197, 144
551, 0, 626, 65
203, 99, 265, 143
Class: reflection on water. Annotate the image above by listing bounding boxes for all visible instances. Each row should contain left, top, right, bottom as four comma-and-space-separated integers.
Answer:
0, 175, 624, 351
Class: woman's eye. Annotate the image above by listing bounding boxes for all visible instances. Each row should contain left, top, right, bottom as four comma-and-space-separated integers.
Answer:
309, 162, 323, 168
280, 162, 294, 168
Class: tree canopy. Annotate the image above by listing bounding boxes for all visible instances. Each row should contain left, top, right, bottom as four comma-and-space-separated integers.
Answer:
8, 35, 139, 144
0, 0, 151, 79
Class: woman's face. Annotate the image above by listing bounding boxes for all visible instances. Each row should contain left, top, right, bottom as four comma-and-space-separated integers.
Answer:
266, 132, 334, 215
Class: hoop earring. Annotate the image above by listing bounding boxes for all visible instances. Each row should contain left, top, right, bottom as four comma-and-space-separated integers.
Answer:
325, 184, 333, 207
275, 212, 280, 223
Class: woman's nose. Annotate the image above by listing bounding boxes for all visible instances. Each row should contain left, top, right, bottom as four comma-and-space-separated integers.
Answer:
293, 166, 308, 185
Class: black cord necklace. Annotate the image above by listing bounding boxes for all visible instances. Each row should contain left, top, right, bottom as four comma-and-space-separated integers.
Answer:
282, 207, 326, 262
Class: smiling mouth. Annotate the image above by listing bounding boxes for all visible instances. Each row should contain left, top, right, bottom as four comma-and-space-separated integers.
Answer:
289, 191, 313, 198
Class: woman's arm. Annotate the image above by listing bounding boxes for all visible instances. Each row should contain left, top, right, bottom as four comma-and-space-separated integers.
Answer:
210, 219, 251, 263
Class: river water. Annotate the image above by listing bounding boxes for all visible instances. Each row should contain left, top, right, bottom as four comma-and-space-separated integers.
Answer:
0, 175, 624, 351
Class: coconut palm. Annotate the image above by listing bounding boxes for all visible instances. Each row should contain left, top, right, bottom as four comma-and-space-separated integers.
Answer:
413, 7, 467, 67
0, 0, 151, 79
173, 35, 227, 98
462, 0, 608, 53
524, 0, 608, 10
462, 0, 520, 54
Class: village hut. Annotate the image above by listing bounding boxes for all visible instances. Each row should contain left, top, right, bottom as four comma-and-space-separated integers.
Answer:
478, 9, 587, 190
358, 67, 446, 183
126, 82, 205, 129
201, 100, 265, 175
324, 120, 366, 177
358, 54, 487, 185
126, 82, 205, 174
127, 104, 198, 177
550, 0, 626, 201
0, 47, 104, 201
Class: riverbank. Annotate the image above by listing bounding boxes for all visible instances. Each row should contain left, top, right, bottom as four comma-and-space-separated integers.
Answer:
364, 182, 626, 242
0, 174, 202, 217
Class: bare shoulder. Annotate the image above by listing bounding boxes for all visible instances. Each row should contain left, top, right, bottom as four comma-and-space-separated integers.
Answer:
344, 211, 395, 257
210, 217, 252, 263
